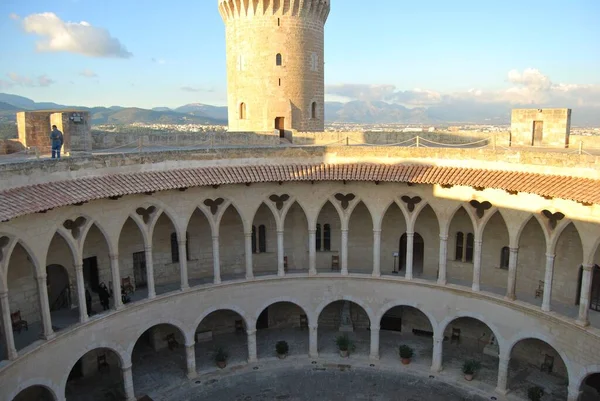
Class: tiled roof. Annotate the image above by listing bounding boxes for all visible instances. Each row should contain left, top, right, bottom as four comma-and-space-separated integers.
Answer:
0, 163, 598, 222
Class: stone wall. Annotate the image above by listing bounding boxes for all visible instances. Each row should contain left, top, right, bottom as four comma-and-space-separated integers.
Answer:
17, 111, 53, 154
511, 108, 571, 147
50, 111, 91, 153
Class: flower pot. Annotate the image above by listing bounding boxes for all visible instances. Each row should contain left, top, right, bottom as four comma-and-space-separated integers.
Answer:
216, 360, 227, 369
277, 353, 287, 360
401, 357, 411, 365
464, 373, 474, 381
339, 350, 349, 358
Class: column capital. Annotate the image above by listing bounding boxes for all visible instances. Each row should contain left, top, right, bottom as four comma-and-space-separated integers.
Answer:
582, 264, 594, 272
244, 231, 253, 238
0, 290, 7, 299
474, 239, 483, 245
212, 235, 219, 241
74, 263, 83, 271
144, 245, 152, 252
372, 229, 382, 234
246, 329, 257, 336
309, 324, 318, 331
433, 334, 444, 343
439, 235, 448, 241
370, 324, 380, 331
178, 239, 187, 246
109, 253, 119, 261
308, 229, 316, 234
341, 228, 349, 233
406, 231, 415, 236
509, 247, 519, 253
122, 363, 133, 371
498, 355, 510, 365
545, 253, 556, 259
36, 273, 47, 281
185, 341, 196, 348
277, 229, 284, 235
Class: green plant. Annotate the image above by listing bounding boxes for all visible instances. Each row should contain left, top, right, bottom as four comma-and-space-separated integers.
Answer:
276, 340, 289, 355
398, 345, 414, 359
214, 347, 228, 362
462, 360, 481, 375
527, 385, 544, 401
336, 335, 353, 351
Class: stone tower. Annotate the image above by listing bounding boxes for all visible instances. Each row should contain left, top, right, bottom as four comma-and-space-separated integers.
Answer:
219, 0, 330, 134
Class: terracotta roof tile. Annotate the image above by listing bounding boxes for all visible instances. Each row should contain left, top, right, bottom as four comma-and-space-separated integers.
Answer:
1, 163, 599, 222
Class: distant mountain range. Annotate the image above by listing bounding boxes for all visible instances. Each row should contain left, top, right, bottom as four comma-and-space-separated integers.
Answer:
1, 93, 598, 126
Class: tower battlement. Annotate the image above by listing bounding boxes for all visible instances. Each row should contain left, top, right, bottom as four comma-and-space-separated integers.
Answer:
218, 0, 330, 22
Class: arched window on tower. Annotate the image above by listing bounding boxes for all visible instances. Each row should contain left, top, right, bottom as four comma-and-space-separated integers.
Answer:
276, 53, 282, 66
311, 102, 317, 119
258, 225, 267, 253
239, 102, 246, 120
500, 246, 510, 270
316, 224, 322, 251
455, 232, 464, 261
465, 233, 474, 263
324, 224, 331, 251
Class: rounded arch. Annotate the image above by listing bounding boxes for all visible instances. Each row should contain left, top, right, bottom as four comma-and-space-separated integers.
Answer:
375, 300, 437, 331
127, 318, 190, 356
437, 311, 506, 357
505, 332, 574, 385
254, 297, 313, 327
578, 368, 600, 393
60, 343, 128, 393
193, 304, 251, 337
9, 382, 58, 401
315, 295, 375, 325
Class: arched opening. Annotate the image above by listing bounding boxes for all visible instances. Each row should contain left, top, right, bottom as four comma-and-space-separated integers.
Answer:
347, 201, 373, 274
516, 217, 546, 307
151, 212, 180, 295
82, 224, 113, 314
380, 202, 407, 277
378, 306, 434, 367
118, 217, 146, 303
12, 385, 55, 401
65, 348, 123, 400
132, 324, 187, 397
283, 201, 309, 273
581, 373, 600, 400
219, 205, 245, 281
185, 208, 213, 287
315, 201, 341, 273
413, 204, 440, 281
447, 207, 475, 287
442, 317, 499, 388
46, 234, 79, 329
255, 302, 309, 359
398, 232, 424, 277
311, 102, 317, 119
5, 242, 44, 355
194, 310, 248, 371
276, 53, 282, 66
251, 203, 277, 277
552, 223, 583, 308
480, 211, 510, 296
239, 102, 246, 119
317, 300, 370, 356
508, 338, 568, 399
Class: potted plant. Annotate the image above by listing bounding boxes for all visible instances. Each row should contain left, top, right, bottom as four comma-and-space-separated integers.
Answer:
527, 385, 545, 401
398, 345, 414, 365
214, 347, 228, 369
462, 359, 481, 381
336, 335, 353, 358
276, 340, 289, 359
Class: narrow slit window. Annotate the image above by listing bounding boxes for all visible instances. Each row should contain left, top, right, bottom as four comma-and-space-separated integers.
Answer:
465, 233, 474, 262
276, 53, 282, 66
252, 225, 257, 254
324, 224, 331, 251
258, 225, 267, 253
311, 102, 317, 119
316, 224, 322, 251
500, 246, 510, 269
455, 232, 464, 261
240, 102, 246, 119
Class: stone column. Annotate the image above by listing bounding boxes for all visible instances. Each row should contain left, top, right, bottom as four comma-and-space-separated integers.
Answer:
405, 231, 414, 280
144, 246, 156, 299
567, 384, 581, 401
431, 335, 443, 372
341, 228, 349, 275
542, 253, 555, 312
372, 229, 381, 277
309, 324, 318, 358
369, 324, 380, 360
505, 247, 518, 300
212, 236, 221, 284
244, 232, 254, 279
247, 329, 257, 363
109, 253, 123, 310
308, 229, 317, 276
495, 356, 510, 394
178, 240, 189, 290
577, 264, 594, 326
74, 263, 88, 322
122, 364, 136, 401
277, 230, 285, 277
36, 274, 54, 339
0, 291, 17, 360
185, 342, 197, 379
437, 235, 448, 285
471, 239, 483, 292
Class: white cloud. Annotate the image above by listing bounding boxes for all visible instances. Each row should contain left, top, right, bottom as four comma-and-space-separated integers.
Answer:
152, 58, 166, 64
9, 13, 20, 20
79, 69, 97, 78
21, 12, 131, 58
181, 86, 214, 93
326, 69, 600, 109
4, 72, 55, 87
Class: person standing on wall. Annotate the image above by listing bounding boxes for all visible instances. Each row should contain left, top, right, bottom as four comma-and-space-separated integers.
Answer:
49, 125, 64, 159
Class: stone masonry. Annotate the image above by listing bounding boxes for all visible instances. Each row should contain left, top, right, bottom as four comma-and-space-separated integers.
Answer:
510, 108, 571, 147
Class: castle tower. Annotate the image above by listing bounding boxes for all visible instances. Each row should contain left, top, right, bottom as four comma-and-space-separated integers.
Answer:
219, 0, 330, 134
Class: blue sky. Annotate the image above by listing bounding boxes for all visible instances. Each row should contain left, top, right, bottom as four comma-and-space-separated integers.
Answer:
0, 0, 599, 109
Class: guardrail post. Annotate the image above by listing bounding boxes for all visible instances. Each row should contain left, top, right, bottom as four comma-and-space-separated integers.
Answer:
346, 136, 349, 146
416, 136, 420, 148
138, 137, 142, 154
579, 141, 583, 155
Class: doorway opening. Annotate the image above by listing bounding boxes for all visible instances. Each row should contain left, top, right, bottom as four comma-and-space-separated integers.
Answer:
275, 117, 285, 138
532, 120, 544, 146
133, 251, 147, 288
398, 233, 425, 276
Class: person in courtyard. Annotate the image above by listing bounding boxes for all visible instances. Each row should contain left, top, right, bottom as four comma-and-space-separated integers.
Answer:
98, 282, 111, 311
49, 125, 64, 159
85, 286, 93, 317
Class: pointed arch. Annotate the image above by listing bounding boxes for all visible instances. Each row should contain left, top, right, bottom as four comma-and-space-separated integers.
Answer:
347, 201, 373, 274
218, 204, 246, 279
480, 210, 510, 291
